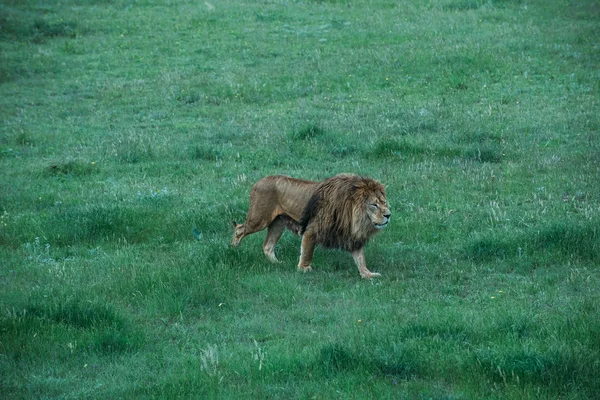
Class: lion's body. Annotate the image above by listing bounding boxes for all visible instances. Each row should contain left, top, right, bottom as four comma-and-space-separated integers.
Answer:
231, 175, 318, 262
232, 174, 390, 278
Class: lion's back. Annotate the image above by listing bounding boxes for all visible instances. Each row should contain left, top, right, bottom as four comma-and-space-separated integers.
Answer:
250, 175, 318, 223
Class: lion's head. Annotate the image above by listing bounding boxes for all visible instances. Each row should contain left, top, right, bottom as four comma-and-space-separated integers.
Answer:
353, 176, 391, 231
300, 174, 391, 252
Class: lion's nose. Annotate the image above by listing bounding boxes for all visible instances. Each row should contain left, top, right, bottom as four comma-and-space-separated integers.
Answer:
384, 212, 391, 219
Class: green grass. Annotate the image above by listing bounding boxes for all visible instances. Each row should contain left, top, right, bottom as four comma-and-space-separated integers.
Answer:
1, 0, 599, 398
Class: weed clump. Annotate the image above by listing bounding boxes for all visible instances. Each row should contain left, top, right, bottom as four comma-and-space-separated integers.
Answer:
192, 145, 221, 161
46, 160, 96, 177
32, 19, 78, 41
464, 145, 503, 163
291, 124, 325, 141
368, 138, 429, 159
443, 1, 484, 12
317, 344, 358, 374
93, 326, 143, 354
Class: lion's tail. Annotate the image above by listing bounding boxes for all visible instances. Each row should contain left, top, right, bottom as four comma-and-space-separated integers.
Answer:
298, 192, 321, 234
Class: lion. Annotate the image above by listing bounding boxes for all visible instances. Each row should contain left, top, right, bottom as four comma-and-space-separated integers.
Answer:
232, 174, 390, 278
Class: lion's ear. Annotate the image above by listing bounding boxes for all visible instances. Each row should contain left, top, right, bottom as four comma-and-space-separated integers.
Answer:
232, 221, 238, 228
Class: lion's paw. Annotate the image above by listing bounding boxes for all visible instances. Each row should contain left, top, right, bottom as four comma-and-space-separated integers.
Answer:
265, 253, 280, 263
361, 271, 381, 279
298, 265, 313, 273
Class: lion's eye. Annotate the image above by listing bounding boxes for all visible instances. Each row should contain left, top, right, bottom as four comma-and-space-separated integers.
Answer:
370, 203, 379, 209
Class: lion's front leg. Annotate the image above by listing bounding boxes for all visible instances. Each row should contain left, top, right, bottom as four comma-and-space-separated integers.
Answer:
351, 248, 381, 279
297, 231, 316, 272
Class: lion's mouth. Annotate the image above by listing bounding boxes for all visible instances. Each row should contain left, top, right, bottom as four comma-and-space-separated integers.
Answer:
375, 220, 389, 229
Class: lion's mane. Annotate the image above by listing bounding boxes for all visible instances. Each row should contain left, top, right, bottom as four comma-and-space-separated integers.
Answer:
300, 174, 386, 252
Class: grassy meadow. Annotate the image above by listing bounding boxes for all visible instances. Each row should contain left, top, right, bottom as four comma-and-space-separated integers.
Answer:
1, 0, 599, 398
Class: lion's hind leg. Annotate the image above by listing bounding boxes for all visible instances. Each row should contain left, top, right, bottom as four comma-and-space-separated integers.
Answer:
263, 216, 286, 263
232, 210, 282, 249
231, 221, 246, 247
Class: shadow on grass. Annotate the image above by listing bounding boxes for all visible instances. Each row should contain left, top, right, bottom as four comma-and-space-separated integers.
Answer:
5, 203, 223, 248
316, 342, 421, 379
442, 1, 485, 12
468, 220, 599, 263
25, 296, 126, 330
474, 345, 600, 395
0, 7, 81, 43
366, 138, 503, 163
4, 294, 144, 356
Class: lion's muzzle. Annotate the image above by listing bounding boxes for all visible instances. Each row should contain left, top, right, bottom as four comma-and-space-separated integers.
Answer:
375, 214, 390, 229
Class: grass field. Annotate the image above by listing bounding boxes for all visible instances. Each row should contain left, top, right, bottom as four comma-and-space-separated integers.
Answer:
1, 0, 599, 398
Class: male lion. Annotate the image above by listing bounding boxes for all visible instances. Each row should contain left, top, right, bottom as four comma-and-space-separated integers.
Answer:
232, 174, 390, 278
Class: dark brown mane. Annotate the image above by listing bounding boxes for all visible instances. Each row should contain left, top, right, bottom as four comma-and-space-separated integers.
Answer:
299, 174, 386, 252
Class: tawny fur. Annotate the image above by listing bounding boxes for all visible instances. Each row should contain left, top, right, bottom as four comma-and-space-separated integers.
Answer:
232, 174, 390, 278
